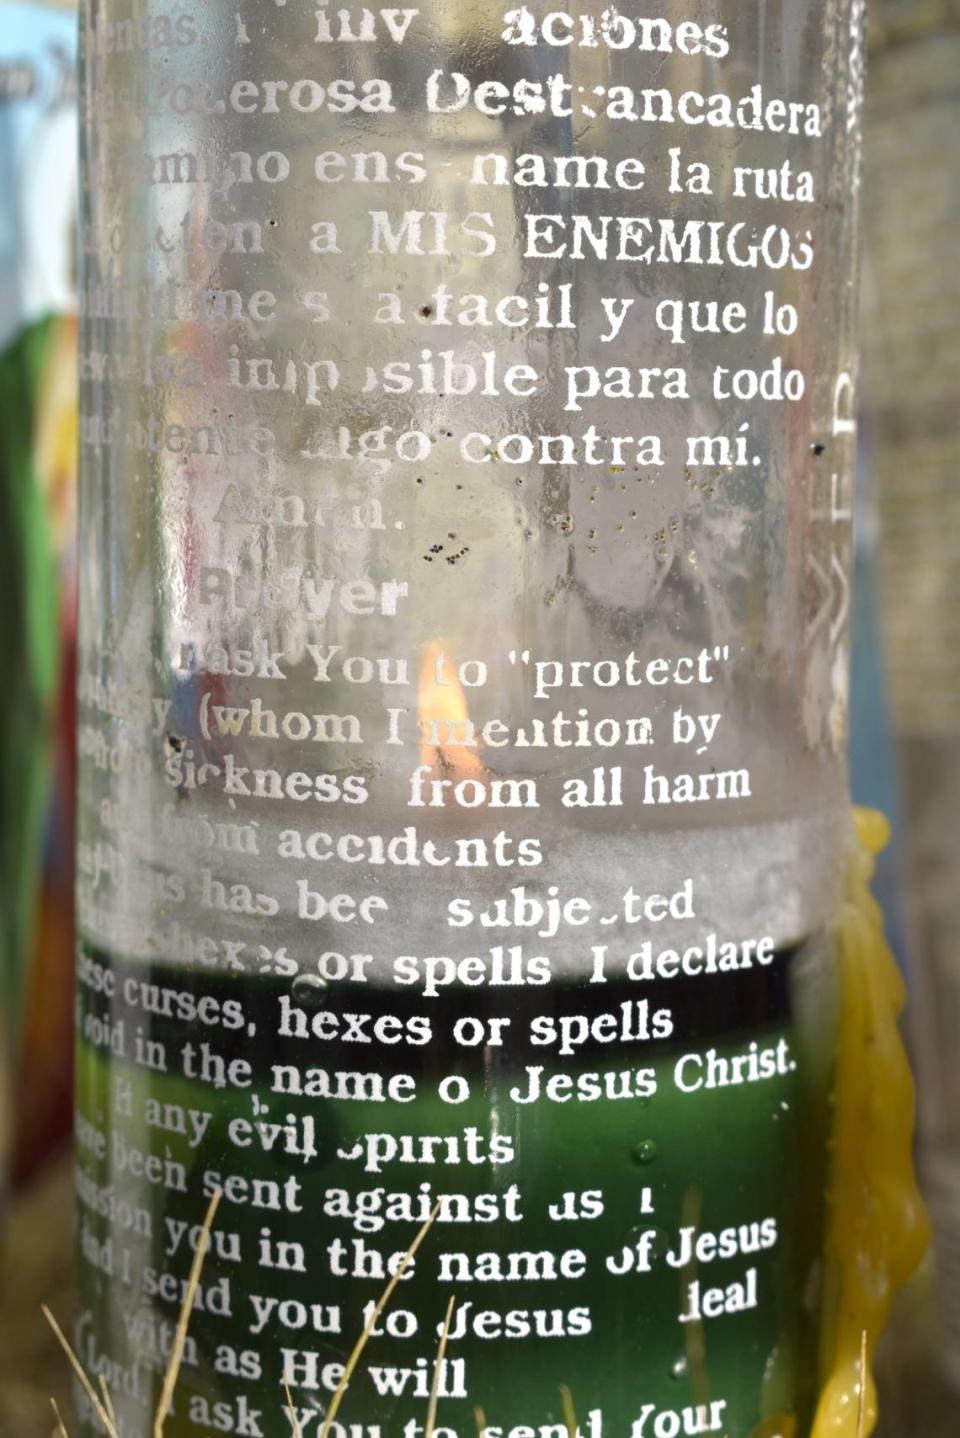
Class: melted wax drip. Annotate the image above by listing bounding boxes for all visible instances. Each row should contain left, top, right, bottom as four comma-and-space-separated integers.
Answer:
811, 809, 929, 1436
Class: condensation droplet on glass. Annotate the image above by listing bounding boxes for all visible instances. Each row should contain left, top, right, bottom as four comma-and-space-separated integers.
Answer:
292, 973, 328, 1004
632, 1139, 658, 1165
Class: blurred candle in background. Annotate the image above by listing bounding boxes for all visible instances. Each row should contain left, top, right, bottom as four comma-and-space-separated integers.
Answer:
0, 0, 78, 1196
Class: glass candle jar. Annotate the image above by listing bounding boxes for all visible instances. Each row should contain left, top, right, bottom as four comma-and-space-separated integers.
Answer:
74, 4, 919, 1437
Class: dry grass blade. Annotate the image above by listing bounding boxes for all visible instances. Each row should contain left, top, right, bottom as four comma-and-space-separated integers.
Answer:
283, 1375, 304, 1438
559, 1384, 578, 1438
41, 1305, 119, 1438
50, 1397, 71, 1438
99, 1375, 118, 1432
153, 1187, 223, 1438
856, 1329, 867, 1438
473, 1406, 488, 1438
318, 1200, 441, 1438
425, 1295, 457, 1438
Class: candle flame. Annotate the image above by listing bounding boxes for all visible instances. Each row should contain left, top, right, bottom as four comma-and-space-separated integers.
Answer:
418, 643, 486, 782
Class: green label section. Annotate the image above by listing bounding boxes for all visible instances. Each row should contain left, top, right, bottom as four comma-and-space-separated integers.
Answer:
75, 944, 834, 1438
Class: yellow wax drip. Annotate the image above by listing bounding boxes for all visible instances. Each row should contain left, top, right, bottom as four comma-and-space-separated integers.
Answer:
811, 808, 930, 1437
